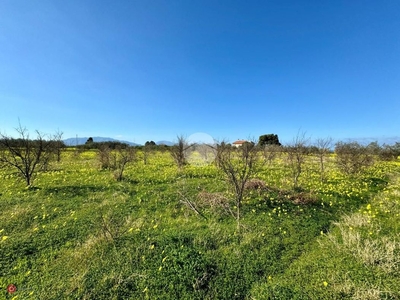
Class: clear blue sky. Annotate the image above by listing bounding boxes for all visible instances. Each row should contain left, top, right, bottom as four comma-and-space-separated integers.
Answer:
1, 0, 399, 145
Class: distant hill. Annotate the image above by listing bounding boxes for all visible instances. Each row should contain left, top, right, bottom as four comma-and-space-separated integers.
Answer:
341, 136, 400, 146
63, 137, 140, 146
156, 140, 174, 146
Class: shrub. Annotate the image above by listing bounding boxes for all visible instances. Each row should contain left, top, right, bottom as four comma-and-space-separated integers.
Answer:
335, 142, 374, 175
379, 144, 400, 161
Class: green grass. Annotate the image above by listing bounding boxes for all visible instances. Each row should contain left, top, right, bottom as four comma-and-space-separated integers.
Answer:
0, 150, 399, 299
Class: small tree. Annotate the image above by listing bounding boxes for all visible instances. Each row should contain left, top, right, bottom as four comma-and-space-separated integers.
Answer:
0, 124, 56, 186
53, 129, 65, 162
335, 141, 374, 175
263, 144, 282, 164
143, 141, 156, 165
315, 137, 333, 182
379, 144, 400, 161
98, 144, 112, 169
112, 146, 136, 181
170, 135, 192, 169
366, 141, 381, 156
212, 141, 229, 167
97, 144, 135, 180
216, 140, 262, 229
285, 132, 310, 190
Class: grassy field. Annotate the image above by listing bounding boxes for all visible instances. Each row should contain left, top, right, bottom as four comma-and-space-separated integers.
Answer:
1, 149, 399, 299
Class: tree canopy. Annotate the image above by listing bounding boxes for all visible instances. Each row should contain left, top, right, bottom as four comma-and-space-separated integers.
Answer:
258, 134, 281, 146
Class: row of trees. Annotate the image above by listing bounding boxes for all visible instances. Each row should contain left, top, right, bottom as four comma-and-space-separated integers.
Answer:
1, 127, 399, 188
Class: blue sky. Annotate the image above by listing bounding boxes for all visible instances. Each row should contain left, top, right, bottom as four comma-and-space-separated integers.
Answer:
1, 0, 399, 145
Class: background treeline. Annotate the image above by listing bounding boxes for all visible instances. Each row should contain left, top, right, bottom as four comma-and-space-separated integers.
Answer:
1, 125, 400, 188
2, 131, 399, 158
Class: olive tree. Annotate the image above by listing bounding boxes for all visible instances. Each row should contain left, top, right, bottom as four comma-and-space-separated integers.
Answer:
0, 124, 56, 186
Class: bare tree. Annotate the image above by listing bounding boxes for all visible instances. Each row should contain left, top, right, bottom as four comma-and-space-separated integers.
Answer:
285, 132, 310, 190
379, 144, 400, 161
335, 141, 374, 175
315, 137, 333, 182
210, 141, 229, 168
263, 144, 282, 164
0, 124, 56, 186
216, 141, 262, 229
113, 146, 136, 181
97, 144, 136, 180
143, 141, 156, 165
170, 135, 192, 169
196, 143, 216, 165
52, 129, 65, 162
98, 144, 112, 169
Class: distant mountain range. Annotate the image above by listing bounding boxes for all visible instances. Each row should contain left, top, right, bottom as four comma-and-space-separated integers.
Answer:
63, 137, 140, 146
341, 136, 400, 146
156, 140, 174, 146
63, 137, 176, 147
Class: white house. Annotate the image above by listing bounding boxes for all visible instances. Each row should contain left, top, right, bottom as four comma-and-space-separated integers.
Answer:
232, 140, 247, 148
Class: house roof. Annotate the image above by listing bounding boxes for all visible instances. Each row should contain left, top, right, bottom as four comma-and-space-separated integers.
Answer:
232, 140, 247, 145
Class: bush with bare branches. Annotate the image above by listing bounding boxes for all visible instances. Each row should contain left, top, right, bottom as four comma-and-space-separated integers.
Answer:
0, 124, 57, 186
197, 191, 235, 217
284, 132, 310, 189
335, 141, 374, 175
216, 141, 262, 229
170, 135, 193, 169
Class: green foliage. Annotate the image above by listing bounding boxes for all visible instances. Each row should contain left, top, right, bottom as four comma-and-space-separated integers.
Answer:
145, 141, 156, 146
79, 140, 130, 150
258, 134, 281, 146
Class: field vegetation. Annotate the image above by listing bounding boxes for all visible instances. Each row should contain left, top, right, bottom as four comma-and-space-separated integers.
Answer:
1, 134, 399, 299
